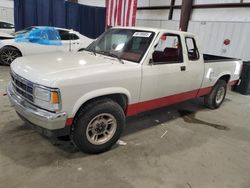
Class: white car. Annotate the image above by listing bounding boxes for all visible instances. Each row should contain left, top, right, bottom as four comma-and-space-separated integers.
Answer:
0, 20, 14, 34
0, 26, 93, 65
0, 32, 14, 40
7, 27, 242, 154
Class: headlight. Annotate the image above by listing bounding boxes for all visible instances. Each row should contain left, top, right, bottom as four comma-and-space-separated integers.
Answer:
33, 86, 61, 111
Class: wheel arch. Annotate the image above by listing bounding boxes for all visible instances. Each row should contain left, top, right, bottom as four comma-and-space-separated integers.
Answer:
218, 74, 231, 84
71, 88, 131, 118
0, 45, 23, 56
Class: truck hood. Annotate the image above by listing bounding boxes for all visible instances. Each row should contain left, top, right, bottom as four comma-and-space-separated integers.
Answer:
11, 52, 126, 87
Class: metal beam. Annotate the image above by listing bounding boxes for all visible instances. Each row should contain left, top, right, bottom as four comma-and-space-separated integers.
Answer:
179, 0, 193, 31
137, 3, 250, 10
193, 3, 250, 8
137, 5, 181, 10
168, 0, 176, 20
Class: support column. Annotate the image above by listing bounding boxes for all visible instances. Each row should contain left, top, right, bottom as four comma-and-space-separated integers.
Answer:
179, 0, 193, 31
168, 0, 175, 20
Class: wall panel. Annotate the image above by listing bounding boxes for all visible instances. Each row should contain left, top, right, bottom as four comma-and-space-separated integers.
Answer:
137, 9, 169, 20
194, 0, 240, 4
0, 7, 14, 22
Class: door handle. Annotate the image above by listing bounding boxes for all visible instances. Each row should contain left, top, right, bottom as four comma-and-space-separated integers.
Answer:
180, 66, 186, 71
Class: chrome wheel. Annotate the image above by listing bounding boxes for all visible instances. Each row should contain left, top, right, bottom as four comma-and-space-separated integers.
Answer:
1, 49, 20, 65
86, 113, 117, 145
215, 86, 225, 104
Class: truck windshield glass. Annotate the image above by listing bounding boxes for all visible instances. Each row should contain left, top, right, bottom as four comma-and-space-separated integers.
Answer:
88, 29, 155, 63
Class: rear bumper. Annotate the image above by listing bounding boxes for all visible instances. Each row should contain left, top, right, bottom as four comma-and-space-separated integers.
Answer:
7, 82, 70, 137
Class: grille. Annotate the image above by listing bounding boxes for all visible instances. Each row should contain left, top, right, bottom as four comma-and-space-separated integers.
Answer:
11, 71, 34, 102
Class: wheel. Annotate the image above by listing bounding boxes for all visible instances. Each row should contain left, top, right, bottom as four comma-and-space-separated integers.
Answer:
204, 79, 227, 109
71, 99, 125, 154
0, 46, 22, 65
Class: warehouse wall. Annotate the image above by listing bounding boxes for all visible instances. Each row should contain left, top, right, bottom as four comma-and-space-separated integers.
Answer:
136, 0, 250, 61
0, 0, 14, 22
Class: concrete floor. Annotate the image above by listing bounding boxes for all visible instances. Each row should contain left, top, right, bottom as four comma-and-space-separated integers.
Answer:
0, 66, 250, 188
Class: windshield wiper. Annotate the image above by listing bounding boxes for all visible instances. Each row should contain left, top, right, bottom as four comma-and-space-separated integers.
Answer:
98, 51, 124, 64
78, 48, 96, 56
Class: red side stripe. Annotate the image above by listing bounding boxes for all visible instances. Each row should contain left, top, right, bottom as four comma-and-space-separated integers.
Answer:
126, 87, 212, 116
65, 118, 73, 127
66, 81, 240, 125
197, 86, 212, 97
228, 80, 239, 86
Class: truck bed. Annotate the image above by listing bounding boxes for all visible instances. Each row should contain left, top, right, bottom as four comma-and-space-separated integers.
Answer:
204, 54, 239, 63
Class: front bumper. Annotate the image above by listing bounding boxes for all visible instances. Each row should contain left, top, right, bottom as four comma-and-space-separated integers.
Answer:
7, 82, 70, 137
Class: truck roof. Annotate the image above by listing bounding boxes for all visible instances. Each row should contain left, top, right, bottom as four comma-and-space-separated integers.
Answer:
113, 26, 195, 36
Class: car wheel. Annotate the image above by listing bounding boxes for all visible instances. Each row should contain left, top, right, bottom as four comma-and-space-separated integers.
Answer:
204, 79, 227, 109
71, 99, 125, 154
0, 46, 22, 65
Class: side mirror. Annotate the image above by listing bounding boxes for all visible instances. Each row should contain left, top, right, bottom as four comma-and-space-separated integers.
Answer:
149, 58, 153, 65
188, 49, 199, 60
151, 51, 161, 64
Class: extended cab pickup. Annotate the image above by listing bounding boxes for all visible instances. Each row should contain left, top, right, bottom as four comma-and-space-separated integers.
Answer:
7, 27, 242, 154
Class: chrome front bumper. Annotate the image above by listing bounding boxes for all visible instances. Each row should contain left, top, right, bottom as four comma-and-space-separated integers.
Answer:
7, 82, 67, 130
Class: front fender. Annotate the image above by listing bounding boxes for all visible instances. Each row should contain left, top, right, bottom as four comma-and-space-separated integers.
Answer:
0, 42, 24, 56
71, 87, 131, 117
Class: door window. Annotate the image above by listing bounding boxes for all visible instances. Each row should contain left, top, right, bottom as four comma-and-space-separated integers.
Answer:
58, 30, 79, 40
153, 34, 183, 64
0, 21, 14, 29
185, 37, 199, 61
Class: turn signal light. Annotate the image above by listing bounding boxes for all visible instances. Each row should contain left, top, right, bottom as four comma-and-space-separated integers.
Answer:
52, 91, 59, 104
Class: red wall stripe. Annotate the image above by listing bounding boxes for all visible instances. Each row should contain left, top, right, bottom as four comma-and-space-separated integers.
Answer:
105, 0, 109, 26
108, 0, 114, 26
122, 0, 126, 26
114, 0, 118, 26
126, 0, 132, 26
132, 0, 137, 26
117, 0, 123, 26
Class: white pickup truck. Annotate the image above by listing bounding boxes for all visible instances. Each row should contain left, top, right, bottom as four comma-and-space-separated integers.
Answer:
7, 27, 242, 154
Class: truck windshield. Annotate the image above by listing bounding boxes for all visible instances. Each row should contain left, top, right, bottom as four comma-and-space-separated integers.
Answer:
88, 29, 155, 63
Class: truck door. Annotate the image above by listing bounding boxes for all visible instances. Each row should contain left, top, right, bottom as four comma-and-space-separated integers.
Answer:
58, 30, 81, 52
140, 33, 204, 109
69, 33, 81, 52
184, 36, 204, 95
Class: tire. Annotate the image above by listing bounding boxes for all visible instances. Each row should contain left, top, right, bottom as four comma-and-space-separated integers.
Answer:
71, 99, 125, 154
0, 46, 22, 65
204, 79, 227, 109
